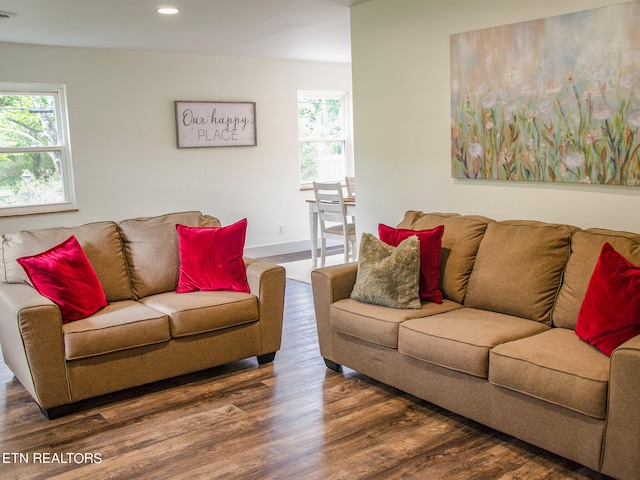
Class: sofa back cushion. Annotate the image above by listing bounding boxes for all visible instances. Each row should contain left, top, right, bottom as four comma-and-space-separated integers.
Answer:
119, 211, 220, 298
1, 221, 132, 302
553, 228, 640, 329
396, 212, 491, 304
464, 220, 575, 324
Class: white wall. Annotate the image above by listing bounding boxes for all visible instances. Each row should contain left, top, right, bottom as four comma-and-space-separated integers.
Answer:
351, 0, 639, 237
0, 42, 352, 255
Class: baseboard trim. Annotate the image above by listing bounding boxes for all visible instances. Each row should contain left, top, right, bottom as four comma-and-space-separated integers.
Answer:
245, 240, 311, 259
245, 239, 343, 259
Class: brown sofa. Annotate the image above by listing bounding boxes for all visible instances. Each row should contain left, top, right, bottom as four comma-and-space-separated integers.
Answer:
0, 211, 286, 419
312, 211, 640, 480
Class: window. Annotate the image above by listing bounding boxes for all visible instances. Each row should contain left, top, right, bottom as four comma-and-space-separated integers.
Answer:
298, 91, 353, 185
0, 83, 76, 216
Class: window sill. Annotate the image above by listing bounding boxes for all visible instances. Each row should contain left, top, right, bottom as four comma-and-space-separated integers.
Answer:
0, 205, 79, 218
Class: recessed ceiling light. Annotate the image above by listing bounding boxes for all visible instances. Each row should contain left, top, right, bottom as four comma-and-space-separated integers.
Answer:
157, 7, 179, 15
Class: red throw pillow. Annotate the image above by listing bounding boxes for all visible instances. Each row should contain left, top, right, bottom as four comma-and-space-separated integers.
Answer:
575, 242, 640, 356
378, 223, 444, 304
16, 235, 108, 323
176, 218, 250, 293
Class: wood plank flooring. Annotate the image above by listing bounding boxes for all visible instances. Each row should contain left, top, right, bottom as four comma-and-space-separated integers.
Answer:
0, 278, 611, 479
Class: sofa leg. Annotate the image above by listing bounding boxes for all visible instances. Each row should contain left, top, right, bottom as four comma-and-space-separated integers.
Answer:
40, 404, 76, 420
324, 358, 342, 372
257, 352, 276, 364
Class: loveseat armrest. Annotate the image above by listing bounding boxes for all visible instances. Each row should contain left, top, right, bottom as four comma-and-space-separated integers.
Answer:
311, 262, 358, 365
601, 334, 640, 480
0, 282, 71, 411
244, 258, 286, 358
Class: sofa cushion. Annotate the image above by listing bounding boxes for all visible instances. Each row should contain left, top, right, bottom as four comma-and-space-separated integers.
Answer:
464, 220, 575, 324
575, 243, 640, 356
176, 219, 249, 293
63, 300, 170, 360
16, 236, 108, 323
119, 211, 220, 298
398, 308, 550, 378
396, 211, 490, 303
140, 290, 259, 338
378, 223, 444, 304
1, 221, 132, 302
489, 328, 609, 419
553, 228, 640, 329
350, 233, 421, 309
331, 298, 463, 348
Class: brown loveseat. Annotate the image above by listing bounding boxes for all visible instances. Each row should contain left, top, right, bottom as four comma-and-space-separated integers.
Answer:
0, 211, 286, 418
312, 211, 640, 480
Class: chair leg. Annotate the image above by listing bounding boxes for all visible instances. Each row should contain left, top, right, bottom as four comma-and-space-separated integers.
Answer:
348, 239, 356, 262
321, 237, 327, 267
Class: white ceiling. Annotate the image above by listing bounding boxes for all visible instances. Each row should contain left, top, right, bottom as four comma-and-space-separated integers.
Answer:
0, 0, 372, 63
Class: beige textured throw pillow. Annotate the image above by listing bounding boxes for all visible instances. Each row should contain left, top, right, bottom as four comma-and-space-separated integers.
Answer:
350, 233, 421, 309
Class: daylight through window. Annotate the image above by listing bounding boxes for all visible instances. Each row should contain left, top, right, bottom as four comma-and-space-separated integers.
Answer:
298, 91, 353, 185
0, 83, 76, 216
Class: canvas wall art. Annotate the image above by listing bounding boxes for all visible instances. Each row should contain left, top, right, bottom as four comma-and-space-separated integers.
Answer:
450, 2, 640, 185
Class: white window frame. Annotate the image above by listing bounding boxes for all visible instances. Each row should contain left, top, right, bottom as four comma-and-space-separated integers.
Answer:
0, 82, 76, 217
297, 90, 354, 187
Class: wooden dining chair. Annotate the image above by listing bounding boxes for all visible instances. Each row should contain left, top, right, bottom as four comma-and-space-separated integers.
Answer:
313, 181, 357, 267
345, 176, 356, 198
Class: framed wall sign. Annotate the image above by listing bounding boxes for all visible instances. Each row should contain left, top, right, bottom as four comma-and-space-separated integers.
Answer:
175, 101, 257, 148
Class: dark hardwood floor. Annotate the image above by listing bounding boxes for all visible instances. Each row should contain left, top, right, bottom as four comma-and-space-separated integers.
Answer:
0, 276, 611, 479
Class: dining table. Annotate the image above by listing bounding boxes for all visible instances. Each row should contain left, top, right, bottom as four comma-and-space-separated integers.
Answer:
306, 196, 356, 268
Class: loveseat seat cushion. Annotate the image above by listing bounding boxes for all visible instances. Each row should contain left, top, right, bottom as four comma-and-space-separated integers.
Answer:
118, 212, 220, 298
489, 328, 609, 419
331, 298, 462, 348
398, 308, 550, 378
140, 291, 259, 338
63, 300, 170, 360
552, 228, 640, 329
1, 221, 133, 302
396, 212, 491, 304
464, 220, 576, 324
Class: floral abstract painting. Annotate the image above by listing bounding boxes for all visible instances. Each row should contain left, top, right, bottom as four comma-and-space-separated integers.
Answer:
450, 2, 640, 185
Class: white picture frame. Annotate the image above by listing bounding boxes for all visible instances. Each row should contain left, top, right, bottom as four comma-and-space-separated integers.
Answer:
175, 101, 257, 148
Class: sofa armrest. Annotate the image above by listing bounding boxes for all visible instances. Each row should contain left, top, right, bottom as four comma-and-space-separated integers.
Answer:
0, 282, 71, 411
601, 334, 640, 480
311, 262, 358, 363
244, 258, 286, 356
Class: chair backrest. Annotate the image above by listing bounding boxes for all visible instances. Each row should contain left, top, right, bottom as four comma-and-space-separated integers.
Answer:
345, 176, 355, 197
313, 182, 349, 227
